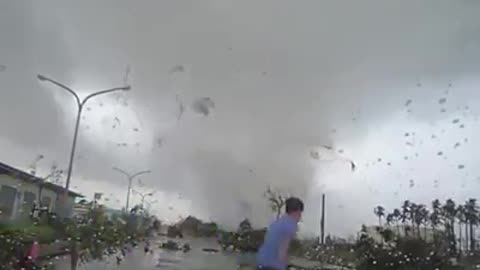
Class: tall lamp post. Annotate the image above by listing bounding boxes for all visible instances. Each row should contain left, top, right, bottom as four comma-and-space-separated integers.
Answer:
112, 167, 151, 213
37, 75, 130, 196
145, 199, 158, 214
132, 189, 155, 209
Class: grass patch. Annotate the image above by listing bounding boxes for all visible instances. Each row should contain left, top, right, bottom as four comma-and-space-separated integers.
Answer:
0, 222, 57, 244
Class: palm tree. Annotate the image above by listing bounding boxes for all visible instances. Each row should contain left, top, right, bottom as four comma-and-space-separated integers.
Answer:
392, 208, 402, 235
386, 213, 394, 227
401, 200, 412, 236
410, 202, 420, 237
412, 204, 429, 239
419, 205, 430, 240
443, 199, 458, 253
431, 199, 442, 244
465, 198, 479, 252
374, 206, 385, 227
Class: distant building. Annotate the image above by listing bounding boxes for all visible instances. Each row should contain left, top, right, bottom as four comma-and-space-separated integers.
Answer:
0, 161, 83, 221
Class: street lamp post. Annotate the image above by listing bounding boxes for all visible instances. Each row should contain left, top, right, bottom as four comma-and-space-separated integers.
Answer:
132, 189, 155, 209
145, 199, 158, 213
37, 75, 130, 197
112, 167, 151, 213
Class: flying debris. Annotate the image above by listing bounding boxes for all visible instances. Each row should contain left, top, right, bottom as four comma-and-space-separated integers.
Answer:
438, 98, 447, 104
192, 97, 215, 116
112, 117, 121, 128
409, 179, 415, 188
176, 95, 185, 121
338, 149, 344, 154
133, 128, 139, 132
404, 132, 410, 137
437, 151, 443, 156
377, 158, 382, 162
87, 107, 91, 111
310, 146, 356, 172
459, 124, 465, 128
458, 164, 465, 170
387, 162, 392, 166
350, 161, 356, 172
440, 108, 446, 113
416, 82, 422, 87
170, 65, 185, 73
452, 119, 460, 124
322, 145, 333, 150
454, 142, 461, 148
156, 138, 163, 147
405, 99, 412, 106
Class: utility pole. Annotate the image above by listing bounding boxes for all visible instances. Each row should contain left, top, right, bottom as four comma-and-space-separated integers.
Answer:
320, 193, 326, 245
113, 167, 151, 213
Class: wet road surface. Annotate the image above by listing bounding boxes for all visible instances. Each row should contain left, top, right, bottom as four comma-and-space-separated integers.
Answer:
53, 237, 241, 270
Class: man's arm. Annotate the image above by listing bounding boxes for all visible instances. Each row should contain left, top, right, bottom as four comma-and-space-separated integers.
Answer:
278, 232, 293, 264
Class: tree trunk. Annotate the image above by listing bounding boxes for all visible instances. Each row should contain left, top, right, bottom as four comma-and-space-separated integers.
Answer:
459, 222, 463, 254
470, 223, 475, 252
451, 221, 457, 253
465, 223, 469, 252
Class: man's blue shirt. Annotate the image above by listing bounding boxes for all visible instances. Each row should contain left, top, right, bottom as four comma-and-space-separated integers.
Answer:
257, 215, 297, 270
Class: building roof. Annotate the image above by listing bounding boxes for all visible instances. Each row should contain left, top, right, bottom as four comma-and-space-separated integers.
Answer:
0, 161, 83, 198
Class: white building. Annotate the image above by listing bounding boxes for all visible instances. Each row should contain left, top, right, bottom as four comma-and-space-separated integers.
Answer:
0, 162, 83, 221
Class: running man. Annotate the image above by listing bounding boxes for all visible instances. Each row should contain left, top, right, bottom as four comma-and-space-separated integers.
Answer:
256, 197, 304, 270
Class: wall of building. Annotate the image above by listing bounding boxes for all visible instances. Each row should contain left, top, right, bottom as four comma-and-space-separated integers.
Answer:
0, 174, 59, 220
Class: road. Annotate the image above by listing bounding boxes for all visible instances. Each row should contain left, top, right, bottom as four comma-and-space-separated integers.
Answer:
50, 237, 344, 270
52, 237, 239, 270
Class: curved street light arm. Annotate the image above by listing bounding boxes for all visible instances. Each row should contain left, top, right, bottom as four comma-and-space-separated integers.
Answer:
37, 74, 81, 106
130, 170, 151, 179
81, 86, 131, 106
112, 167, 131, 178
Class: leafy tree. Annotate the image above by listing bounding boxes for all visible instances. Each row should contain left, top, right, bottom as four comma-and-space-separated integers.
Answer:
264, 186, 286, 219
238, 218, 253, 233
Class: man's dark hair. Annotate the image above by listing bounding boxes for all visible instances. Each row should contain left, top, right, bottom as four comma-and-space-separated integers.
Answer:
285, 197, 304, 213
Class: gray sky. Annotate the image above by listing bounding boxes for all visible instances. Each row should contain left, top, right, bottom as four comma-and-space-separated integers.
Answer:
1, 0, 480, 236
